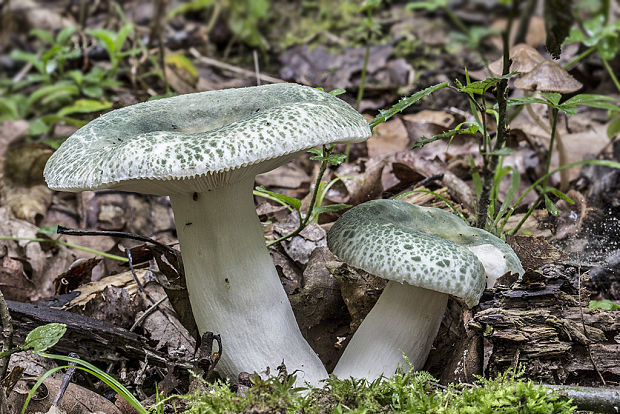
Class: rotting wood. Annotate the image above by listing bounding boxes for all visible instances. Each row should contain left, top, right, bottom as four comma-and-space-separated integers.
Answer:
6, 300, 190, 369
472, 266, 620, 385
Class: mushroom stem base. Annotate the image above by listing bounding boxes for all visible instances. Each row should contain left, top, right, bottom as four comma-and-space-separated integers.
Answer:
170, 178, 327, 386
332, 281, 448, 380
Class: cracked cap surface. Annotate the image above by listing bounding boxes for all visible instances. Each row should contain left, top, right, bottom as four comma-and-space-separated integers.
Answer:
44, 83, 371, 195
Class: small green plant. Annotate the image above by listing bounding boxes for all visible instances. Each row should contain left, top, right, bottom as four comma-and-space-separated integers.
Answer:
168, 0, 270, 50
259, 83, 448, 247
0, 26, 132, 137
8, 27, 79, 87
87, 23, 139, 77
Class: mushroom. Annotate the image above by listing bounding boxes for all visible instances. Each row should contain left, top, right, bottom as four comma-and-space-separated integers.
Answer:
513, 60, 582, 94
327, 199, 523, 380
514, 61, 582, 191
44, 83, 372, 386
488, 43, 546, 77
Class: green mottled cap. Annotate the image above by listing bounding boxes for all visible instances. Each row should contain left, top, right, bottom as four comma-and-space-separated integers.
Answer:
327, 200, 488, 307
44, 83, 371, 195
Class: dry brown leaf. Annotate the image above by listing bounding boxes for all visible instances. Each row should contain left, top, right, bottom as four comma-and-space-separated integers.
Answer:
366, 118, 409, 158
63, 269, 148, 311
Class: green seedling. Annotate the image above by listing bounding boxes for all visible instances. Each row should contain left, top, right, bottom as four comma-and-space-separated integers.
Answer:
9, 27, 79, 86
87, 24, 139, 77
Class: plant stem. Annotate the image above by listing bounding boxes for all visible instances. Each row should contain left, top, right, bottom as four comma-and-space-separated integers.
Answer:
601, 56, 620, 93
441, 6, 470, 37
543, 108, 559, 188
563, 46, 596, 71
476, 2, 515, 229
0, 237, 128, 262
266, 147, 331, 247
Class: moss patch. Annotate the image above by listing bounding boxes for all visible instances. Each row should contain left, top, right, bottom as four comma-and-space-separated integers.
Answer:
173, 367, 576, 413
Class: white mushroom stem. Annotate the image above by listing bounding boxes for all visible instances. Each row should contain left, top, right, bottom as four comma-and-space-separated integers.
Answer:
169, 177, 327, 386
332, 281, 448, 380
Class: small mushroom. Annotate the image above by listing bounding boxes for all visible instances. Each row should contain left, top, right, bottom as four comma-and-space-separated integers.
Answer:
514, 61, 582, 191
488, 43, 546, 77
327, 199, 523, 380
44, 83, 372, 386
513, 60, 582, 94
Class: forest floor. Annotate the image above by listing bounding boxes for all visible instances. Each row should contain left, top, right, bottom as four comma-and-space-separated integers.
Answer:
0, 0, 619, 413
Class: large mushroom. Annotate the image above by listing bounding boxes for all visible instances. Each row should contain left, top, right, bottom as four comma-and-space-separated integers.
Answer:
327, 199, 524, 380
44, 83, 372, 385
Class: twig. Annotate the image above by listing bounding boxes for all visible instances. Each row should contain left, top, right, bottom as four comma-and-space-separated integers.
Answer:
130, 296, 168, 332
57, 225, 177, 258
125, 248, 194, 343
188, 47, 284, 84
52, 352, 79, 407
0, 289, 12, 414
252, 49, 261, 86
577, 266, 606, 385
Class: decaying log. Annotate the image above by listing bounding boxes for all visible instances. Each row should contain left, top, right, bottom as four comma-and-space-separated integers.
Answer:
472, 266, 620, 385
6, 300, 189, 369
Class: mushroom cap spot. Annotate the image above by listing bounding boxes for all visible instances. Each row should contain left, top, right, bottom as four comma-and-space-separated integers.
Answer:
513, 61, 582, 93
327, 200, 495, 307
44, 83, 371, 195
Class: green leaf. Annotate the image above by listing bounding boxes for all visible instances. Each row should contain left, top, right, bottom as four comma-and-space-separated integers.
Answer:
165, 53, 199, 79
28, 118, 50, 136
254, 186, 301, 211
29, 28, 54, 44
369, 82, 449, 128
23, 323, 66, 352
544, 194, 559, 216
505, 96, 550, 108
539, 92, 562, 106
413, 123, 478, 149
56, 26, 77, 45
405, 0, 448, 12
457, 73, 515, 95
10, 50, 45, 75
38, 225, 59, 235
328, 89, 346, 96
589, 299, 620, 310
28, 83, 78, 106
57, 99, 112, 116
559, 94, 620, 114
496, 168, 520, 223
81, 85, 104, 98
607, 114, 620, 139
168, 0, 214, 17
484, 148, 515, 156
87, 29, 116, 56
115, 24, 135, 54
545, 187, 574, 204
544, 0, 574, 59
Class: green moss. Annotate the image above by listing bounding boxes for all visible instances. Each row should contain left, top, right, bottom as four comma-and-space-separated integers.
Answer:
175, 367, 577, 413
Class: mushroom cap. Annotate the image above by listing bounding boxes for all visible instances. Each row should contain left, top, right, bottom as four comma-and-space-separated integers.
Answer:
488, 44, 546, 76
44, 83, 371, 195
327, 200, 490, 307
513, 61, 582, 93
